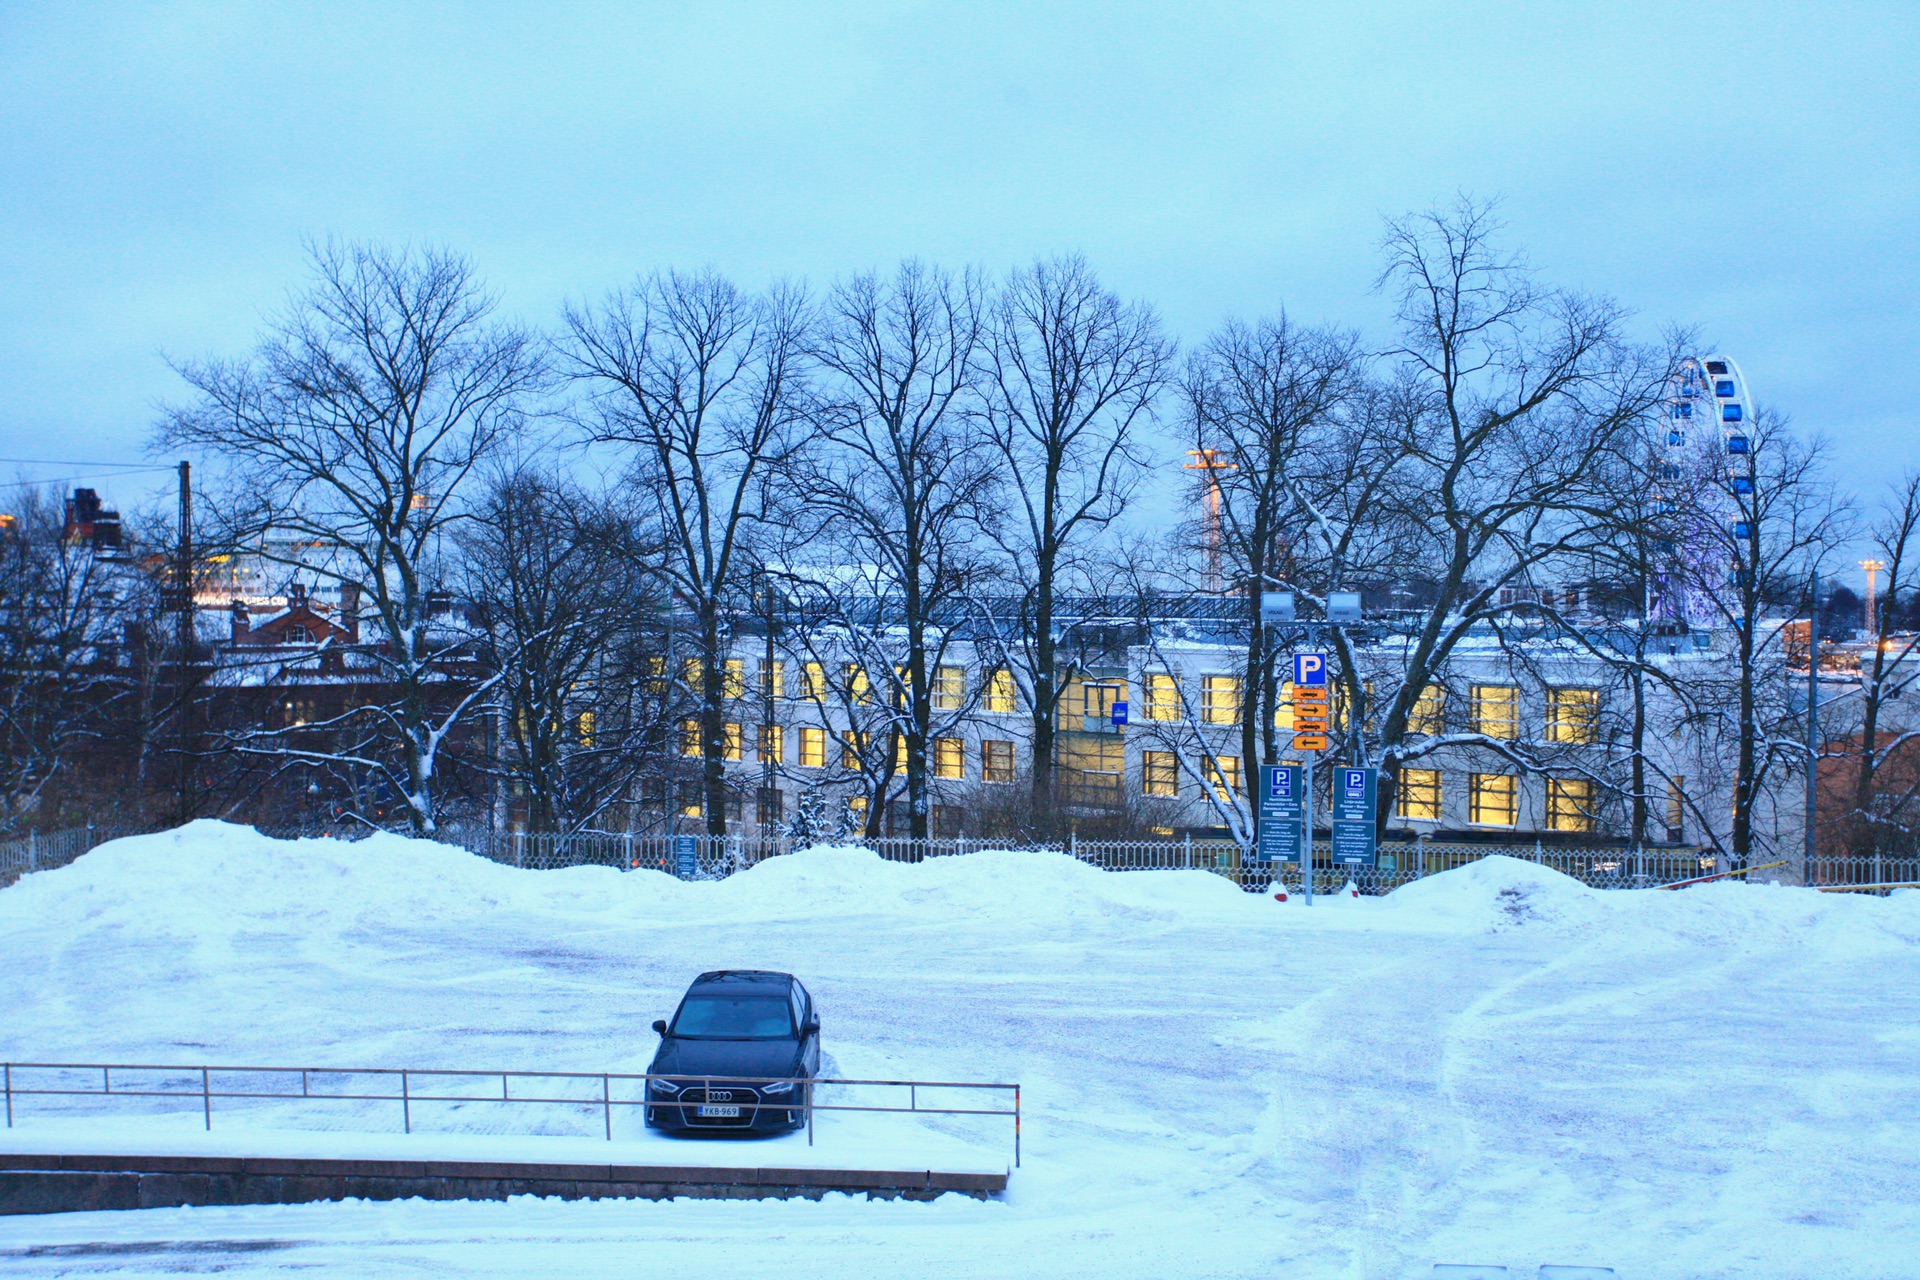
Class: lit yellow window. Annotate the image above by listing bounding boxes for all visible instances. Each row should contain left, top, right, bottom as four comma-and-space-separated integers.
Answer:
680, 790, 702, 818
576, 711, 595, 746
1546, 688, 1598, 745
933, 666, 964, 711
757, 724, 783, 763
895, 732, 908, 773
1082, 680, 1125, 722
1469, 773, 1517, 826
934, 737, 964, 779
844, 664, 871, 705
1333, 680, 1374, 734
1666, 776, 1686, 838
1202, 676, 1241, 726
721, 659, 746, 699
984, 669, 1017, 713
682, 657, 703, 690
1470, 685, 1519, 740
1410, 684, 1445, 735
1145, 672, 1180, 722
1143, 750, 1178, 797
681, 718, 701, 757
761, 660, 785, 699
1547, 778, 1595, 832
802, 661, 827, 700
1205, 755, 1241, 801
645, 657, 668, 695
1275, 680, 1294, 730
982, 740, 1015, 784
842, 730, 868, 770
1396, 768, 1441, 820
722, 723, 743, 761
799, 726, 825, 768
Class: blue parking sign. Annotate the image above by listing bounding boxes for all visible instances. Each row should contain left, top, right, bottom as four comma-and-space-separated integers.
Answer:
1293, 652, 1327, 687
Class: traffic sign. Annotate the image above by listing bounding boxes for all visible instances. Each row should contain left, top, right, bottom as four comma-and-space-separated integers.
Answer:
1111, 700, 1128, 726
1329, 767, 1377, 866
1291, 681, 1330, 750
1257, 764, 1305, 862
1293, 652, 1328, 687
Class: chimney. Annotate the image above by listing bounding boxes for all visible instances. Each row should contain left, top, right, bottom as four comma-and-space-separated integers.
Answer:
340, 582, 360, 643
288, 582, 308, 610
230, 600, 251, 645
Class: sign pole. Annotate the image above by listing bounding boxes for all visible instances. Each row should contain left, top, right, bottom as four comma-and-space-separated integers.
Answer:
1301, 749, 1314, 906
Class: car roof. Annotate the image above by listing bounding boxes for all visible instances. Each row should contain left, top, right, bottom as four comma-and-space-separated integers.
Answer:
688, 969, 796, 992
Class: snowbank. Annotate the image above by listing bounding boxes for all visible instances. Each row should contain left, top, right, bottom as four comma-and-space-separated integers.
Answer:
4, 822, 1920, 1280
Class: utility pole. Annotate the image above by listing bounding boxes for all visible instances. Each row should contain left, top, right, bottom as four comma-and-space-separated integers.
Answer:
1805, 576, 1819, 886
175, 461, 197, 824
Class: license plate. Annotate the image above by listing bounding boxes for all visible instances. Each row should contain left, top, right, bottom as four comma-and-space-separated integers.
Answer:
698, 1105, 741, 1118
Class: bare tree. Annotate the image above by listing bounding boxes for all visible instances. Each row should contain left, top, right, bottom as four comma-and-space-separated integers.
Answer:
462, 468, 674, 834
1672, 411, 1850, 859
0, 486, 142, 828
982, 256, 1171, 812
159, 242, 545, 834
564, 271, 811, 837
800, 262, 994, 839
1841, 472, 1920, 858
1337, 201, 1672, 828
1180, 316, 1368, 798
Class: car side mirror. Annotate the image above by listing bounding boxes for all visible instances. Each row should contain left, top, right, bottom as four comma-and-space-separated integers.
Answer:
803, 1019, 820, 1038
652, 1019, 668, 1036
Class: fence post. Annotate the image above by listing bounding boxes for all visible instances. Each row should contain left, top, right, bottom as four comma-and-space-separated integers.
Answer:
27, 831, 35, 872
402, 1071, 411, 1133
603, 1074, 612, 1140
807, 1079, 814, 1147
1183, 833, 1192, 869
5, 1063, 11, 1128
201, 1067, 211, 1130
1014, 1085, 1021, 1169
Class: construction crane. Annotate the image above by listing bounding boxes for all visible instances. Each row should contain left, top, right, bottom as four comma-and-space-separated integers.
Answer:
1184, 449, 1236, 594
1862, 558, 1887, 634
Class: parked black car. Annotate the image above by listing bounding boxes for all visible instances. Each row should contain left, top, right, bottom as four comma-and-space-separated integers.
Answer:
645, 970, 820, 1134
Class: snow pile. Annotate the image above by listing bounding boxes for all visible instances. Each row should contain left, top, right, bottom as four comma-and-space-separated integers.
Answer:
1381, 853, 1607, 933
3, 822, 1920, 1280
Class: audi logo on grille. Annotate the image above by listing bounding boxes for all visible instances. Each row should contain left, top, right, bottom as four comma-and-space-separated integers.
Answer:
708, 1090, 732, 1101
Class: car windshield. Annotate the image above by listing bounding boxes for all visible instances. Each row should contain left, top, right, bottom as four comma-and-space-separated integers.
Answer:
670, 994, 794, 1039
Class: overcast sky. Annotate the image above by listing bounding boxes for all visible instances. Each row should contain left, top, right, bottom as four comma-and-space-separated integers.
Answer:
3, 2, 1915, 548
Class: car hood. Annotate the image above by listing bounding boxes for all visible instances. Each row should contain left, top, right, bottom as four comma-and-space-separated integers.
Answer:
648, 1036, 802, 1081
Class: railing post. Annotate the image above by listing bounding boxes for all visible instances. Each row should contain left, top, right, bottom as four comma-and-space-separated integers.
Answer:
1014, 1085, 1021, 1169
603, 1074, 612, 1140
806, 1079, 814, 1147
201, 1067, 211, 1130
27, 830, 36, 872
402, 1071, 411, 1133
5, 1063, 11, 1128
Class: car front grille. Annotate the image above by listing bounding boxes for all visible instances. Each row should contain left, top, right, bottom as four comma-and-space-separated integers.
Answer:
682, 1085, 762, 1126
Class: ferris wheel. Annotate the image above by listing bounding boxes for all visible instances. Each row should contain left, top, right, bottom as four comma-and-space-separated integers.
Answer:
1648, 354, 1756, 629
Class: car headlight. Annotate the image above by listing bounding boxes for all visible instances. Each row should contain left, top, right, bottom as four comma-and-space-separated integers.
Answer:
761, 1078, 795, 1095
649, 1078, 681, 1096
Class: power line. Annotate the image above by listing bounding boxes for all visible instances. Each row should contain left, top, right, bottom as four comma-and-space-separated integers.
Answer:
0, 457, 173, 469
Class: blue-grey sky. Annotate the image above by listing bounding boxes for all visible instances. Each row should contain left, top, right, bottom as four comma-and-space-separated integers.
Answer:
3, 2, 1916, 534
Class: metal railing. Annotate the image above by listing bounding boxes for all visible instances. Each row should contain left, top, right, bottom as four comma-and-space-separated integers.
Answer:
0, 825, 125, 889
0, 820, 1741, 898
1807, 852, 1920, 893
0, 1060, 1021, 1169
437, 826, 1718, 894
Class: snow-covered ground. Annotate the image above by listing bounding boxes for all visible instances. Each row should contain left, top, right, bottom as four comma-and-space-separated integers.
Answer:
2, 822, 1918, 1279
